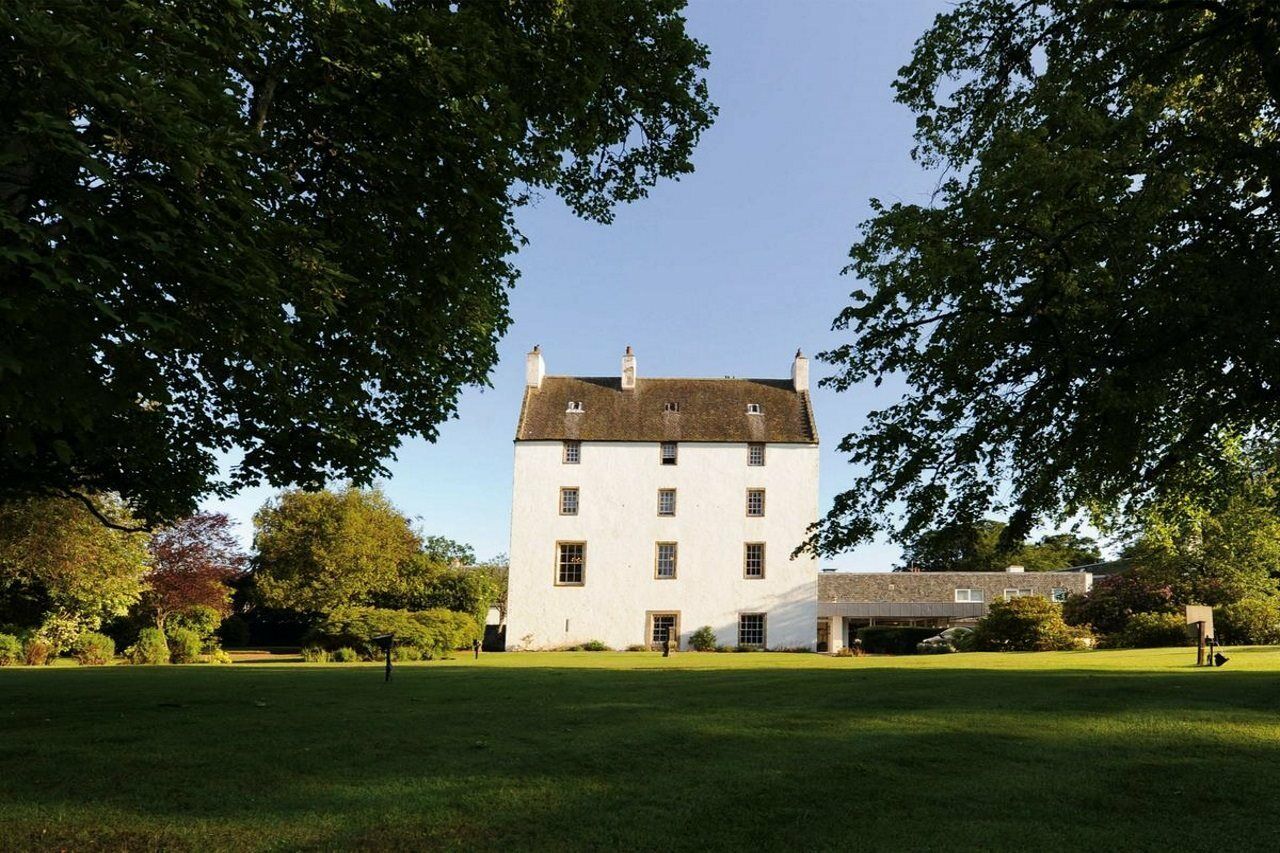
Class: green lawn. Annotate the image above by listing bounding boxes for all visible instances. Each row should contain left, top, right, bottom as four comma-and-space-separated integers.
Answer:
4, 647, 1280, 851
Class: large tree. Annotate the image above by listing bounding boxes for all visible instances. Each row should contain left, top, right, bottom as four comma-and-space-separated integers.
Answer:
143, 512, 248, 630
900, 519, 1100, 572
0, 495, 149, 629
1, 0, 714, 527
814, 1, 1280, 555
253, 486, 422, 614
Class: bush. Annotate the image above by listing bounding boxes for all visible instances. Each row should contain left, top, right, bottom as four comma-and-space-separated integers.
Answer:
170, 606, 223, 648
127, 627, 170, 665
0, 634, 22, 666
23, 637, 54, 666
218, 615, 251, 647
301, 645, 329, 663
307, 607, 481, 660
971, 598, 1088, 652
1217, 598, 1280, 645
167, 626, 204, 663
625, 644, 649, 652
1112, 612, 1192, 648
36, 612, 89, 656
392, 645, 423, 661
205, 648, 234, 665
1061, 571, 1176, 635
72, 632, 116, 666
855, 626, 940, 655
332, 647, 359, 663
580, 640, 608, 651
689, 626, 717, 652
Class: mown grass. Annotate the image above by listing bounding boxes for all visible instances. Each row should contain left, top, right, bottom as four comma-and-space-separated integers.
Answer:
3, 647, 1280, 851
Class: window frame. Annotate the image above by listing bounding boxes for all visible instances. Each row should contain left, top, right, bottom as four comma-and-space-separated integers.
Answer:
954, 588, 985, 603
663, 402, 681, 413
744, 542, 765, 579
737, 612, 766, 648
746, 488, 766, 517
1003, 588, 1034, 601
555, 541, 586, 586
566, 400, 584, 413
657, 488, 677, 517
748, 442, 766, 466
660, 441, 678, 465
1050, 587, 1069, 603
746, 403, 762, 415
562, 440, 581, 464
559, 487, 579, 516
654, 541, 678, 580
646, 611, 681, 649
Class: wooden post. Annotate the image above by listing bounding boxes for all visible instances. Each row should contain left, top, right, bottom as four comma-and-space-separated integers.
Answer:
1196, 620, 1207, 667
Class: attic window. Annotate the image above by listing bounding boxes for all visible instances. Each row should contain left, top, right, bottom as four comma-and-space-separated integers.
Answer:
664, 402, 681, 413
746, 403, 762, 415
566, 401, 584, 413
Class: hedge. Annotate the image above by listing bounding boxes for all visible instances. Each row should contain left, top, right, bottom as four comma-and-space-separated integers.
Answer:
306, 607, 480, 660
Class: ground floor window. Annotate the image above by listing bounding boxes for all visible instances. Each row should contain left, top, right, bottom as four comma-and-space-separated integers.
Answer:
738, 613, 766, 648
649, 612, 679, 648
1051, 587, 1069, 603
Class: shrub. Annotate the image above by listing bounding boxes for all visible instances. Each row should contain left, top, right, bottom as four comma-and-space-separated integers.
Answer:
580, 640, 608, 652
169, 606, 223, 647
301, 645, 329, 663
971, 598, 1088, 652
689, 626, 717, 652
72, 632, 116, 666
23, 637, 54, 666
1217, 598, 1280, 645
167, 626, 204, 663
625, 644, 649, 652
307, 607, 480, 660
855, 626, 939, 655
0, 634, 22, 666
715, 645, 733, 653
1062, 571, 1176, 635
332, 647, 359, 663
392, 645, 423, 661
205, 649, 234, 665
127, 627, 170, 665
218, 615, 252, 647
1113, 612, 1192, 648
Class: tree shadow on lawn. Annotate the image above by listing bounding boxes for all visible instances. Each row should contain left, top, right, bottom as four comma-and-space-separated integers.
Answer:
2, 663, 1280, 850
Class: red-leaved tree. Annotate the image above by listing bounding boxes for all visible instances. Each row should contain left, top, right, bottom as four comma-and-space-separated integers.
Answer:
144, 513, 247, 630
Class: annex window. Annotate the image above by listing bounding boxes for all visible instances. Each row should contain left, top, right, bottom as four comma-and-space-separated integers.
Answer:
746, 488, 765, 517
738, 613, 766, 647
1051, 587, 1069, 603
1003, 588, 1034, 601
954, 588, 985, 603
562, 440, 581, 464
661, 442, 678, 465
657, 488, 677, 517
655, 542, 678, 579
566, 401, 584, 413
748, 442, 765, 466
746, 403, 762, 415
664, 402, 681, 413
559, 487, 579, 516
744, 543, 765, 578
556, 542, 585, 586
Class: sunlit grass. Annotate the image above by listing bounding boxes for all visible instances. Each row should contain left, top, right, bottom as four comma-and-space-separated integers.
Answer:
3, 647, 1279, 850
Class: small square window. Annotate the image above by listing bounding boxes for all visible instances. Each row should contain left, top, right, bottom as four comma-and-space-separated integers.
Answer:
746, 488, 765, 517
1051, 587, 1069, 603
663, 402, 681, 413
557, 542, 585, 585
746, 403, 762, 415
655, 542, 678, 579
738, 613, 766, 647
955, 588, 985, 603
657, 489, 676, 517
566, 401, 584, 413
748, 443, 765, 466
559, 487, 579, 516
744, 543, 765, 578
563, 441, 581, 464
661, 442, 678, 465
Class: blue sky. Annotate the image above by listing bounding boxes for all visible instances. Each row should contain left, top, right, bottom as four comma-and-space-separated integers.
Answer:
204, 1, 954, 568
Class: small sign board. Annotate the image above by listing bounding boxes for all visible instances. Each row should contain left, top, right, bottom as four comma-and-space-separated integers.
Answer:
1185, 605, 1214, 636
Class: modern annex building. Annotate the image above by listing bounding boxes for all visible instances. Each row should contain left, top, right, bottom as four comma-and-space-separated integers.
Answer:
505, 346, 821, 650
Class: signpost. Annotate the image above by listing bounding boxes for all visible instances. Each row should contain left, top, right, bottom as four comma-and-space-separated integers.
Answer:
372, 634, 394, 682
1185, 605, 1214, 666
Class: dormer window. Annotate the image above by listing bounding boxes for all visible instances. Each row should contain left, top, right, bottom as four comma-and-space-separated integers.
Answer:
746, 403, 762, 415
566, 401, 584, 413
663, 402, 681, 413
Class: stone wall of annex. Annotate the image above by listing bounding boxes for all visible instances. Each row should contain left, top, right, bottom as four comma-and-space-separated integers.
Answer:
818, 571, 1091, 604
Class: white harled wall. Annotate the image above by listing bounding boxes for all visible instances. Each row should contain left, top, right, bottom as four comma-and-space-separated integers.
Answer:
505, 440, 819, 650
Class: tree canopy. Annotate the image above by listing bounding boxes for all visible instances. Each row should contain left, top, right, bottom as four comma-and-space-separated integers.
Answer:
899, 519, 1100, 572
143, 512, 247, 629
2, 0, 714, 526
813, 1, 1280, 554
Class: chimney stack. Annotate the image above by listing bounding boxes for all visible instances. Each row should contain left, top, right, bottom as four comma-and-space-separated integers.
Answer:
621, 345, 636, 391
526, 345, 545, 389
791, 348, 809, 392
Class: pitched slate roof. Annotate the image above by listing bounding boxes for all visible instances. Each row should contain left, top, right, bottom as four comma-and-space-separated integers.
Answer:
516, 376, 818, 444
